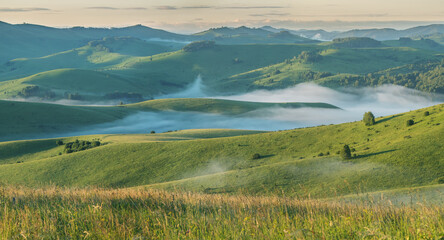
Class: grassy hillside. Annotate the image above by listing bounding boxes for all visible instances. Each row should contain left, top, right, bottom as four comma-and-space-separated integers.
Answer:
0, 69, 150, 100
194, 26, 317, 44
0, 98, 332, 141
1, 41, 440, 99
126, 98, 338, 115
384, 38, 444, 52
0, 104, 442, 199
0, 100, 133, 141
215, 47, 441, 93
0, 37, 176, 81
0, 44, 324, 99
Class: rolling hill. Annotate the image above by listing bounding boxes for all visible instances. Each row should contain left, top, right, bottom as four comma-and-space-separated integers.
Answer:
215, 47, 442, 93
0, 98, 337, 141
2, 39, 441, 100
265, 24, 444, 41
0, 21, 191, 64
0, 103, 442, 199
194, 26, 317, 44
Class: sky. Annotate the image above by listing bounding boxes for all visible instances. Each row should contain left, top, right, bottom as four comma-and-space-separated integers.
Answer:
0, 0, 443, 33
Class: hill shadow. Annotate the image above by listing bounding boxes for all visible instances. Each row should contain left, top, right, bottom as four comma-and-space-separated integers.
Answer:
355, 149, 397, 159
260, 154, 275, 159
376, 114, 403, 124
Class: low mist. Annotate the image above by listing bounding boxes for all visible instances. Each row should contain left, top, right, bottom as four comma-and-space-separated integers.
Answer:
7, 76, 443, 140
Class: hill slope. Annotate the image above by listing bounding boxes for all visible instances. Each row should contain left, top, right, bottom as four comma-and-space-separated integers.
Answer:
0, 104, 442, 198
0, 98, 336, 141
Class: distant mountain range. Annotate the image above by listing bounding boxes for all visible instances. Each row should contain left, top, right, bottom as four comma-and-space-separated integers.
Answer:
1, 20, 444, 64
261, 24, 444, 41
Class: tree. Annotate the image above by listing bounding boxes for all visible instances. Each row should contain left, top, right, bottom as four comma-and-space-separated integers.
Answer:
340, 145, 352, 160
363, 112, 375, 126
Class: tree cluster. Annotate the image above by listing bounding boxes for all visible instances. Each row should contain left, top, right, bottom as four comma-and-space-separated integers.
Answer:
62, 140, 101, 154
183, 41, 216, 52
297, 51, 323, 63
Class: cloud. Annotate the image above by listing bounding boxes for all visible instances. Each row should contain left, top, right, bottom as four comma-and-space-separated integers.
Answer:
156, 6, 177, 10
86, 7, 147, 10
217, 6, 285, 9
156, 5, 284, 11
0, 7, 51, 12
182, 6, 212, 9
250, 13, 290, 17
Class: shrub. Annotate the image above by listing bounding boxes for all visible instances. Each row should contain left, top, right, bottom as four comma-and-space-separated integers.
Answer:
340, 145, 352, 160
363, 112, 375, 126
150, 131, 156, 134
183, 41, 215, 52
424, 111, 430, 116
56, 140, 64, 146
252, 153, 261, 160
297, 51, 322, 63
406, 119, 414, 126
64, 140, 101, 154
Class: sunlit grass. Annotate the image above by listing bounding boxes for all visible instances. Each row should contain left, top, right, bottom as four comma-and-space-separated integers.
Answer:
0, 185, 442, 239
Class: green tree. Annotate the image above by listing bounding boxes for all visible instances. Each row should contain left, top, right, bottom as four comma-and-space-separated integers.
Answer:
363, 112, 375, 126
340, 145, 352, 160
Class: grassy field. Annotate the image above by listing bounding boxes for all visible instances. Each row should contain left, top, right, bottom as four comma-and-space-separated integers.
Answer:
0, 186, 441, 239
0, 103, 442, 199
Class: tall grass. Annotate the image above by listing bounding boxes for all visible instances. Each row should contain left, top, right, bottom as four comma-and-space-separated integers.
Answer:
0, 186, 442, 239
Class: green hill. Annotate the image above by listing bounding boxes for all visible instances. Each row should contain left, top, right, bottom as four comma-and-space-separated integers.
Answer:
0, 103, 442, 199
0, 98, 335, 141
0, 41, 440, 100
0, 37, 177, 82
215, 47, 441, 93
384, 37, 444, 52
126, 98, 338, 114
193, 26, 317, 44
324, 37, 384, 48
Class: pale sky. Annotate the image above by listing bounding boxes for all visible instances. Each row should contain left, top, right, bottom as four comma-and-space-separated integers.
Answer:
0, 0, 443, 33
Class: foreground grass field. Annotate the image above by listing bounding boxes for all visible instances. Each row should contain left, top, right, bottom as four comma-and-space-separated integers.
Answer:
0, 186, 442, 239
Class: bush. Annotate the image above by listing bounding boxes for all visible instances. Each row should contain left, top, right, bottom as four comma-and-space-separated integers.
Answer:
56, 140, 64, 146
406, 119, 414, 126
252, 153, 261, 160
340, 145, 352, 160
424, 111, 430, 116
297, 51, 322, 63
363, 112, 375, 126
150, 131, 156, 134
183, 41, 215, 52
64, 140, 101, 154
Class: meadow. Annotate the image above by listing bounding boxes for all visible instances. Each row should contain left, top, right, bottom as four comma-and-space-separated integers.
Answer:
0, 186, 442, 239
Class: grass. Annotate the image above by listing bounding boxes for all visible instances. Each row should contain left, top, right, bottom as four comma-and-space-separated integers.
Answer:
0, 186, 442, 239
0, 103, 442, 199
